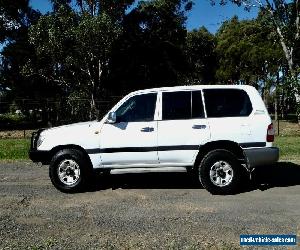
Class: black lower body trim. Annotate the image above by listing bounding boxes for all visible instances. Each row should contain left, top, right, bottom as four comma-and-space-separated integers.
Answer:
86, 148, 101, 154
158, 145, 199, 151
87, 142, 267, 154
239, 142, 266, 148
87, 145, 199, 154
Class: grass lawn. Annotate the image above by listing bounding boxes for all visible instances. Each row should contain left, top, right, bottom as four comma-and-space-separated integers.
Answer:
274, 136, 300, 161
0, 138, 31, 160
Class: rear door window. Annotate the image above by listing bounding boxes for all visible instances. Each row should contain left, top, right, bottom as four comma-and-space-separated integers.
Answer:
162, 91, 191, 120
204, 89, 252, 118
162, 90, 205, 120
192, 91, 205, 118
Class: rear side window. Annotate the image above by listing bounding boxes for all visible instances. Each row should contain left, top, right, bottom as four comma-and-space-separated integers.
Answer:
204, 89, 252, 118
162, 91, 191, 120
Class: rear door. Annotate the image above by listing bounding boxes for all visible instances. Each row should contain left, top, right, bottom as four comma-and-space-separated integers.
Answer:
157, 90, 211, 166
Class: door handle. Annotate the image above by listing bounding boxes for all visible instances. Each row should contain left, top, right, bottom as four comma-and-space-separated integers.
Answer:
192, 125, 206, 129
141, 127, 154, 132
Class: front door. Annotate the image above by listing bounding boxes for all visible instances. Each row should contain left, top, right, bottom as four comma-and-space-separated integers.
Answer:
99, 93, 159, 167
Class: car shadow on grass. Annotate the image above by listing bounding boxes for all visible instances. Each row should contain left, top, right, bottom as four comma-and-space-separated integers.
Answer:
85, 161, 300, 194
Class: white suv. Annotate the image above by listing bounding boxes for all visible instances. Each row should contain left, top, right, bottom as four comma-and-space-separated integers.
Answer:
29, 85, 279, 194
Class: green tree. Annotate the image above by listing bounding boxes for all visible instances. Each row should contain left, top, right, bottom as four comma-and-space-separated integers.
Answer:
0, 0, 39, 43
109, 0, 192, 92
185, 27, 216, 84
75, 0, 135, 20
214, 0, 300, 120
216, 16, 282, 87
26, 3, 121, 120
0, 0, 40, 99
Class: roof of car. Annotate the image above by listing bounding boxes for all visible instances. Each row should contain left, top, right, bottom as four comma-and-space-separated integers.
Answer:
131, 84, 254, 95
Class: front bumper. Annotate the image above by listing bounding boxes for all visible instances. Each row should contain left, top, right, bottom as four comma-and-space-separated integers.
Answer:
29, 129, 50, 164
29, 150, 51, 164
244, 147, 279, 169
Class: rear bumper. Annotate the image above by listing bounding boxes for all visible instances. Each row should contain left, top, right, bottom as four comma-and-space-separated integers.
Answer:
244, 147, 279, 169
29, 150, 51, 164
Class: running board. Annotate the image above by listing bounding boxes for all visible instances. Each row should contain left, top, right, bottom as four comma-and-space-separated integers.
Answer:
110, 167, 188, 175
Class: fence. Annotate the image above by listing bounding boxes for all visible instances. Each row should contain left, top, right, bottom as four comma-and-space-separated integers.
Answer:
0, 98, 298, 138
0, 97, 122, 131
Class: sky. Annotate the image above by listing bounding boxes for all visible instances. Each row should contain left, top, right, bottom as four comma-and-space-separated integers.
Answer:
29, 0, 258, 34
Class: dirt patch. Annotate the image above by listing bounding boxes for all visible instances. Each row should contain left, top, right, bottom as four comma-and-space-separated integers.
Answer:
273, 120, 300, 136
0, 130, 35, 139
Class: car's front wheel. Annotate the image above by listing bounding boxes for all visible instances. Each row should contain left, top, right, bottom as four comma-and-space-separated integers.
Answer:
198, 149, 242, 195
49, 149, 91, 193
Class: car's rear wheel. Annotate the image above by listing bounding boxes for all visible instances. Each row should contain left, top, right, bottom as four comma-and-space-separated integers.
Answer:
49, 149, 91, 193
198, 149, 242, 195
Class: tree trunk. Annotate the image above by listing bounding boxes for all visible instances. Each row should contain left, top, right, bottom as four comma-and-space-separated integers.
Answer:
275, 72, 279, 122
264, 2, 300, 122
86, 64, 97, 120
276, 34, 300, 123
276, 29, 294, 74
297, 96, 300, 125
274, 93, 278, 120
90, 91, 96, 121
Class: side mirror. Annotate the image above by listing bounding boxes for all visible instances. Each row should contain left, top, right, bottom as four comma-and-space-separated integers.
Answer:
106, 112, 117, 124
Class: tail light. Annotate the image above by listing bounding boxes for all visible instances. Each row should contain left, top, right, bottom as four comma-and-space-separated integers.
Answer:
267, 123, 275, 142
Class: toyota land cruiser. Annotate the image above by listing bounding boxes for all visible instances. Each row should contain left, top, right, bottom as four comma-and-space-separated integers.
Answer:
29, 85, 279, 194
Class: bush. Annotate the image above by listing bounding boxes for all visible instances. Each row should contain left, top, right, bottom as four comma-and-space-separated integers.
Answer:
0, 113, 42, 130
0, 113, 25, 124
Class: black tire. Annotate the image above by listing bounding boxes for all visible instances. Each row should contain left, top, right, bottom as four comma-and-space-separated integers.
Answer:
198, 149, 242, 195
49, 149, 92, 193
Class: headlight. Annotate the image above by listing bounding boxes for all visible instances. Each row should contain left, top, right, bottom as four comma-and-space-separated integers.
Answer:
36, 133, 45, 148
